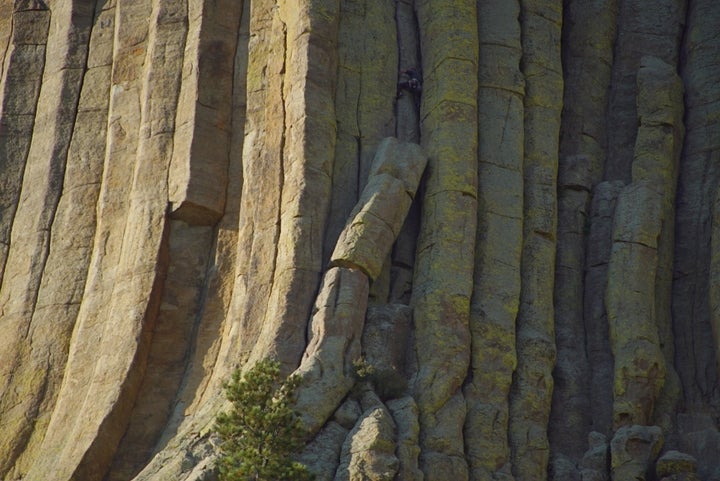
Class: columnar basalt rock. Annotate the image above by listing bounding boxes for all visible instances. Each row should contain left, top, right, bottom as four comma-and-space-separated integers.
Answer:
551, 0, 617, 469
680, 0, 720, 413
509, 1, 562, 480
4, 2, 720, 481
464, 2, 522, 480
331, 137, 427, 280
412, 1, 478, 479
0, 2, 95, 477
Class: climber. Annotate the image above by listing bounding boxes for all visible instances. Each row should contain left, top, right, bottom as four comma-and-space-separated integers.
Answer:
397, 68, 422, 97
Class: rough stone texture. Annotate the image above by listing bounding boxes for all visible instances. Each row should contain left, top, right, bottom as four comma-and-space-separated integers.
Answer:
610, 425, 663, 481
509, 2, 562, 480
168, 0, 241, 225
387, 396, 423, 481
362, 304, 412, 399
300, 421, 349, 481
604, 0, 685, 182
606, 183, 666, 427
551, 0, 617, 471
334, 403, 399, 481
4, 2, 720, 481
294, 266, 369, 435
464, 2, 522, 480
656, 451, 698, 478
677, 413, 720, 480
583, 181, 624, 438
0, 2, 94, 478
579, 432, 609, 481
331, 137, 427, 280
411, 2, 478, 481
681, 0, 720, 417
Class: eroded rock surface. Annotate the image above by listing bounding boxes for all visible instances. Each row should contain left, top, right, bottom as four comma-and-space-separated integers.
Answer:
3, 1, 720, 481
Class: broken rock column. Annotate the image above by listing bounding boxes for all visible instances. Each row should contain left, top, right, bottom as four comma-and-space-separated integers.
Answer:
295, 137, 427, 434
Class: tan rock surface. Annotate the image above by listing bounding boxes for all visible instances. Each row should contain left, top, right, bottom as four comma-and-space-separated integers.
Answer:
2, 2, 720, 481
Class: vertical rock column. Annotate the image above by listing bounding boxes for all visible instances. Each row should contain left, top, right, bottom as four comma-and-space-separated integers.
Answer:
228, 0, 339, 373
583, 180, 624, 439
604, 0, 685, 182
390, 0, 421, 305
246, 0, 340, 370
0, 1, 50, 284
607, 57, 683, 428
631, 57, 684, 433
510, 1, 563, 480
225, 0, 289, 366
412, 1, 478, 480
296, 137, 427, 434
168, 0, 240, 224
324, 0, 398, 282
465, 1, 523, 480
24, 1, 188, 479
106, 3, 243, 477
0, 2, 112, 479
551, 0, 617, 466
677, 0, 720, 410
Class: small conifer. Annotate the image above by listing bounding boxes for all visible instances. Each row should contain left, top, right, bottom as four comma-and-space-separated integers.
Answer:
215, 359, 314, 481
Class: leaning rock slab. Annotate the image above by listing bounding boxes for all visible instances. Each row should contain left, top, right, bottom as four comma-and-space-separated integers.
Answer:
331, 137, 427, 280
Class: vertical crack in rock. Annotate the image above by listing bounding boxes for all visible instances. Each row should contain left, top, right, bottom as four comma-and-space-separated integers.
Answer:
390, 0, 421, 305
465, 2, 523, 480
0, 2, 50, 287
296, 137, 426, 438
583, 180, 624, 443
510, 2, 563, 481
550, 1, 617, 474
226, 0, 288, 368
604, 0, 685, 182
0, 1, 94, 478
676, 0, 720, 414
412, 1, 478, 480
607, 57, 683, 430
245, 0, 340, 372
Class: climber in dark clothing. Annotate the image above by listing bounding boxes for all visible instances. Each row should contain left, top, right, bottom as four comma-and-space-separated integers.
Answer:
397, 68, 422, 97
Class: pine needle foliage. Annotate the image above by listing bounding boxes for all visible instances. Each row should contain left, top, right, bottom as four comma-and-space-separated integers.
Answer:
215, 359, 314, 481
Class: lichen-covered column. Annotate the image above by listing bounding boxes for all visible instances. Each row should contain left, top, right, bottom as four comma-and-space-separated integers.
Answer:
464, 1, 523, 480
412, 1, 478, 479
631, 57, 684, 434
607, 57, 683, 428
509, 1, 562, 479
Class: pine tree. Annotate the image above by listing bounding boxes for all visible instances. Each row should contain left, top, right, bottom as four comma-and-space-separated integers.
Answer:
215, 359, 314, 481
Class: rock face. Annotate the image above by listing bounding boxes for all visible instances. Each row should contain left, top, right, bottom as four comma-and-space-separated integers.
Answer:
1, 1, 720, 481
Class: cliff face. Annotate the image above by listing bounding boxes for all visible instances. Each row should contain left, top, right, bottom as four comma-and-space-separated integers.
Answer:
0, 1, 719, 480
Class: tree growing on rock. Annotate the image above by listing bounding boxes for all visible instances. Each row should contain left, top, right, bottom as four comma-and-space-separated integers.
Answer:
214, 359, 314, 481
